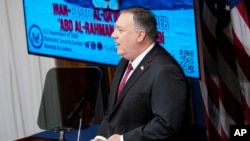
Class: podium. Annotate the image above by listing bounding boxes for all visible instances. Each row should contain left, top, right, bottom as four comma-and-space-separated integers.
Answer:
15, 124, 99, 141
16, 67, 103, 141
15, 136, 57, 141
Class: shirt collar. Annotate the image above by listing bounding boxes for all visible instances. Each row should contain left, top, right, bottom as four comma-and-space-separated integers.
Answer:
130, 42, 155, 69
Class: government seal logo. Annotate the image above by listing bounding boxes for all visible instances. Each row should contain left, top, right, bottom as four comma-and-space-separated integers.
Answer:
29, 24, 43, 49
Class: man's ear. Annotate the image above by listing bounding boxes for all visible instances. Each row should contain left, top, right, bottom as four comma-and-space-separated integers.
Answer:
137, 30, 146, 42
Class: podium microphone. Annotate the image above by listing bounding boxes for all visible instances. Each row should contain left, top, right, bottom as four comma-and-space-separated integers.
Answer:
66, 96, 86, 122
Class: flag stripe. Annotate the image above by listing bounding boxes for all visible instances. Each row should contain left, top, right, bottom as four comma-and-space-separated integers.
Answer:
200, 81, 221, 141
216, 33, 237, 74
219, 80, 244, 124
221, 127, 229, 141
233, 30, 250, 83
235, 1, 250, 27
204, 63, 219, 108
201, 24, 217, 67
241, 93, 250, 124
232, 6, 250, 56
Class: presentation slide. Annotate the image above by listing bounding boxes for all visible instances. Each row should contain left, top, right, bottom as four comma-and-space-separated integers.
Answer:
23, 0, 200, 79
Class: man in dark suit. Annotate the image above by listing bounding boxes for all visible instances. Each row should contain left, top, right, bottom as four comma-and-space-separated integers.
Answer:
91, 6, 191, 141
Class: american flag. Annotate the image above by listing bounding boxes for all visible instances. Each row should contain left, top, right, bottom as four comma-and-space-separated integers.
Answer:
198, 0, 250, 140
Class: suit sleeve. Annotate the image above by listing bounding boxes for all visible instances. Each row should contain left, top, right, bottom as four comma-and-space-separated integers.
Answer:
96, 59, 126, 138
96, 109, 109, 138
123, 64, 189, 141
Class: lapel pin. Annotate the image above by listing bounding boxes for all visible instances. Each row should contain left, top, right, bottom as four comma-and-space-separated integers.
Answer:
140, 65, 144, 70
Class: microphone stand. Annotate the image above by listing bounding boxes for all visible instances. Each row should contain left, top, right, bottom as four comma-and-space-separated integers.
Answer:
59, 130, 65, 141
52, 127, 73, 141
77, 109, 84, 141
54, 95, 86, 141
66, 92, 92, 141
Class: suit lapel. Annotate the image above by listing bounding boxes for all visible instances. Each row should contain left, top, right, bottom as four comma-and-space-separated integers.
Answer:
110, 45, 160, 113
115, 62, 149, 104
109, 60, 128, 107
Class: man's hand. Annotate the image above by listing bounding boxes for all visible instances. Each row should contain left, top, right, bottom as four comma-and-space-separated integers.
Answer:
106, 134, 121, 141
90, 138, 106, 141
90, 136, 107, 141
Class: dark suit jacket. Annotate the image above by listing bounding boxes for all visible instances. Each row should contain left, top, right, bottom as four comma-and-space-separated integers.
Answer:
97, 43, 191, 141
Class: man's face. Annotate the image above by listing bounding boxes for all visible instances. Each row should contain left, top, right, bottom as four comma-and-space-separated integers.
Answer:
111, 12, 140, 61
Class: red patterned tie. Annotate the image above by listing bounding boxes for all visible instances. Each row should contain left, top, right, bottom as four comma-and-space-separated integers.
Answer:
117, 63, 133, 99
